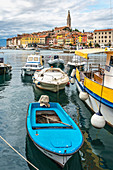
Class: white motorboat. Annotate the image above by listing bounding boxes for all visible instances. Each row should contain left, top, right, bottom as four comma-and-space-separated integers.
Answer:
21, 54, 44, 76
67, 55, 86, 71
33, 67, 69, 92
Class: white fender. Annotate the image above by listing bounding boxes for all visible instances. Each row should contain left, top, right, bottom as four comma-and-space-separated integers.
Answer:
70, 78, 75, 84
79, 91, 89, 100
71, 69, 76, 77
91, 113, 106, 129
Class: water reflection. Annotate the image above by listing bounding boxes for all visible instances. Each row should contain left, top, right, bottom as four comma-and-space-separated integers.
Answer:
0, 73, 12, 85
70, 88, 111, 169
26, 135, 82, 170
21, 75, 33, 85
32, 84, 69, 106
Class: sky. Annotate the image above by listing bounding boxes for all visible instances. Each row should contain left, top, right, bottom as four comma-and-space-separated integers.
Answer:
0, 0, 113, 39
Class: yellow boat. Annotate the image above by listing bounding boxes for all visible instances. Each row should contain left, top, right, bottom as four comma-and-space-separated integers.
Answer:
71, 48, 113, 128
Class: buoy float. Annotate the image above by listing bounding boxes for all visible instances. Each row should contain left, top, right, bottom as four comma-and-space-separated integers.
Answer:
70, 69, 76, 85
91, 111, 106, 129
79, 91, 89, 101
37, 82, 41, 85
70, 77, 75, 84
71, 69, 76, 77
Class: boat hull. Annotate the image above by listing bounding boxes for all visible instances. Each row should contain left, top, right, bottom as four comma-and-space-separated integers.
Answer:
34, 81, 67, 92
21, 67, 43, 76
34, 141, 72, 167
75, 79, 113, 127
0, 66, 12, 75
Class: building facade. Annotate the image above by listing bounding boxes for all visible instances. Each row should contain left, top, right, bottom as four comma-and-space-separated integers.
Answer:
94, 29, 113, 46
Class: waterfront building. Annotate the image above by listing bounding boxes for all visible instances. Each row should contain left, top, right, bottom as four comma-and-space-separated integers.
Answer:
65, 37, 75, 45
94, 29, 113, 47
6, 38, 12, 47
20, 35, 39, 48
57, 37, 65, 46
39, 34, 50, 45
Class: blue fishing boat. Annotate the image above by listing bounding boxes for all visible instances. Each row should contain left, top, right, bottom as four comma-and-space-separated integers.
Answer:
26, 95, 84, 167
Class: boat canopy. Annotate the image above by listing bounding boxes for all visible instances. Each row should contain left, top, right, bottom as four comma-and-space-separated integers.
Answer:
75, 48, 111, 59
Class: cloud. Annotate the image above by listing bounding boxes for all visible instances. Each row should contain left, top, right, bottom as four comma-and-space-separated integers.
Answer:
0, 0, 113, 39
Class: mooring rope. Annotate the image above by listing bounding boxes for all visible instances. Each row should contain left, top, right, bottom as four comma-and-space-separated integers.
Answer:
0, 136, 39, 170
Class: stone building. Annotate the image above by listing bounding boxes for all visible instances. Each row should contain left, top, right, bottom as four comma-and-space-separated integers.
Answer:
94, 29, 113, 47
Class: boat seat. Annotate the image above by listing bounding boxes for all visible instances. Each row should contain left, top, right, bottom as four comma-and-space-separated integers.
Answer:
94, 72, 103, 84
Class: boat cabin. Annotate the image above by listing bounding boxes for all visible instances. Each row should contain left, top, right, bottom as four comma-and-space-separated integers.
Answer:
75, 48, 113, 88
27, 54, 42, 65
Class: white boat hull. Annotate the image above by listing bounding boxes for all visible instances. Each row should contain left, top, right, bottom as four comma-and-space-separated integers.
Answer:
34, 142, 72, 167
21, 67, 43, 76
75, 79, 113, 126
34, 81, 67, 92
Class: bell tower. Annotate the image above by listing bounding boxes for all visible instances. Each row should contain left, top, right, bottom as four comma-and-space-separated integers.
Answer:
67, 10, 71, 28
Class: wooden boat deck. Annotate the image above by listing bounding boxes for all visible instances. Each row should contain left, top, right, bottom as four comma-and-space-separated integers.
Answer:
36, 110, 61, 123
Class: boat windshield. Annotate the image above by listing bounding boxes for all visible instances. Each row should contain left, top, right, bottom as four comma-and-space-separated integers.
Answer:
28, 57, 33, 61
34, 57, 39, 61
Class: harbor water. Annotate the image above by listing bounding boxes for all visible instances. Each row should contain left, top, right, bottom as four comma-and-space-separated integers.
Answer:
0, 49, 113, 170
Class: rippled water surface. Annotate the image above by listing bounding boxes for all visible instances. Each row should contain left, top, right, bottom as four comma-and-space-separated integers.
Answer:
0, 49, 113, 170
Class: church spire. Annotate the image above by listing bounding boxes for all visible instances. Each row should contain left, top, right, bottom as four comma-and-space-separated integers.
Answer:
67, 10, 71, 28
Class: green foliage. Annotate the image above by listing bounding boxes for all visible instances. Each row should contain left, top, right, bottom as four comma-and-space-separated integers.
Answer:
75, 28, 79, 32
89, 42, 92, 47
95, 43, 100, 48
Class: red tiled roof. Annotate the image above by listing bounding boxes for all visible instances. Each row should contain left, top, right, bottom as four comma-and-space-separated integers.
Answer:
54, 26, 69, 31
94, 29, 113, 32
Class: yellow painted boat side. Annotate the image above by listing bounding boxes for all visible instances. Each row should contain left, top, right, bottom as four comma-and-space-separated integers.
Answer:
84, 77, 113, 103
76, 68, 80, 82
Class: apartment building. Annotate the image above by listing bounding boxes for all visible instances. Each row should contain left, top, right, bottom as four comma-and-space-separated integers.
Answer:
94, 29, 113, 46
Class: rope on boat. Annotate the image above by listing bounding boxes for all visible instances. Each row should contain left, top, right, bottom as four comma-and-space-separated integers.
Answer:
0, 136, 39, 170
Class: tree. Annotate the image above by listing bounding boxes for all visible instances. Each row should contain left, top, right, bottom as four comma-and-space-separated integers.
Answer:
89, 42, 92, 47
95, 43, 100, 48
75, 28, 79, 32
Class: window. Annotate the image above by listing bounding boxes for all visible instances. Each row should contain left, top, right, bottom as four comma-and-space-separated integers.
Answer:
109, 32, 111, 34
101, 36, 103, 38
105, 40, 106, 42
109, 36, 111, 38
109, 56, 113, 67
95, 33, 97, 35
105, 32, 107, 34
99, 36, 100, 38
95, 40, 96, 43
95, 37, 96, 39
99, 40, 100, 42
102, 40, 103, 42
99, 32, 100, 34
102, 32, 103, 34
109, 40, 111, 42
105, 36, 107, 38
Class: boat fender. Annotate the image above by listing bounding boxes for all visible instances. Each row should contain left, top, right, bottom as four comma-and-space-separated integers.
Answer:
91, 111, 106, 129
70, 77, 75, 85
37, 82, 40, 85
79, 91, 89, 100
71, 69, 76, 77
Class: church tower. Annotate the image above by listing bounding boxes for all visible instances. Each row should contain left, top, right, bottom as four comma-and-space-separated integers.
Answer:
67, 10, 71, 28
